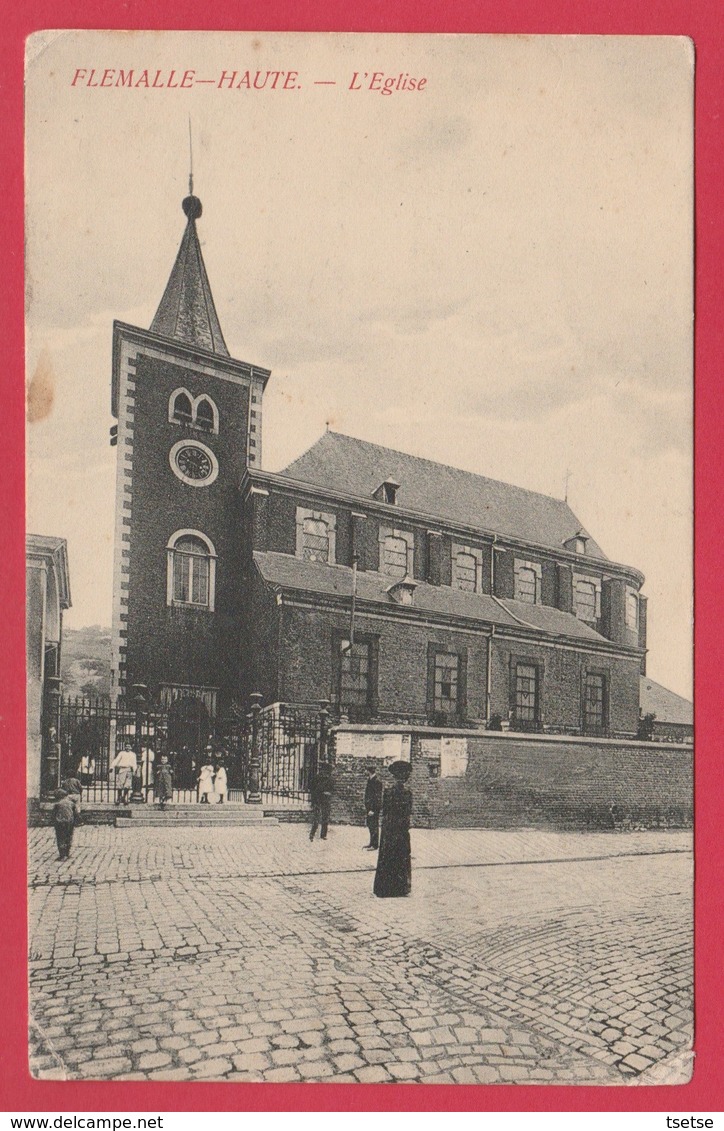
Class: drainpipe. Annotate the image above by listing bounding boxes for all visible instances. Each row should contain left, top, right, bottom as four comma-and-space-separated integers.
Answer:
275, 591, 284, 702
490, 534, 497, 594
486, 628, 495, 724
349, 554, 358, 647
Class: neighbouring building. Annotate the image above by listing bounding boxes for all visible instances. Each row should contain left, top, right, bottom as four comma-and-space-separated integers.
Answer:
26, 534, 71, 800
639, 676, 693, 743
110, 188, 648, 750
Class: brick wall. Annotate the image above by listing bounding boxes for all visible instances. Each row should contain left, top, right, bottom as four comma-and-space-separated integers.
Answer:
124, 353, 250, 711
329, 726, 692, 831
489, 637, 641, 736
277, 605, 489, 720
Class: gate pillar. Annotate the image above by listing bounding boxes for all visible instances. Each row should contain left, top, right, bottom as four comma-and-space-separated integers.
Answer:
246, 692, 263, 804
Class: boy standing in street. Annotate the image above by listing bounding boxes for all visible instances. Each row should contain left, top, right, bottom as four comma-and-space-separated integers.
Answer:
52, 788, 79, 860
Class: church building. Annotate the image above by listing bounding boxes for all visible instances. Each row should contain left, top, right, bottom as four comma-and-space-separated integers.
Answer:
110, 189, 648, 742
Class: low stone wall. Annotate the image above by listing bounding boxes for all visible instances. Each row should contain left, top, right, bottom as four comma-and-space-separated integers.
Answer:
330, 726, 693, 831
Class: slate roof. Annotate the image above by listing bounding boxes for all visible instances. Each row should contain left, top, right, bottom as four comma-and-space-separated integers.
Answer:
253, 551, 609, 645
639, 677, 693, 726
281, 431, 606, 558
150, 195, 229, 356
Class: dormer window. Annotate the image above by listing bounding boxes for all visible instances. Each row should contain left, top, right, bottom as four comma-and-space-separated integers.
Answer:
374, 479, 400, 505
564, 532, 589, 556
386, 576, 417, 606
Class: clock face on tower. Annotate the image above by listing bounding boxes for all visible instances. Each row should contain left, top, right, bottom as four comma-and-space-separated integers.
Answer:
169, 439, 219, 487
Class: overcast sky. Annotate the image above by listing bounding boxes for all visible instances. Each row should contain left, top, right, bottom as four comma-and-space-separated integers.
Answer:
25, 31, 693, 697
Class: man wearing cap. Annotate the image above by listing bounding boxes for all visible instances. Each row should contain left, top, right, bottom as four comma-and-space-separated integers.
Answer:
363, 763, 383, 850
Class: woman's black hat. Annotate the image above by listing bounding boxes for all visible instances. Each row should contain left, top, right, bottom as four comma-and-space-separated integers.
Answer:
388, 760, 412, 781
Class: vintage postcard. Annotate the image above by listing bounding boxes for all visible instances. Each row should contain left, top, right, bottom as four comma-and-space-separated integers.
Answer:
25, 31, 694, 1088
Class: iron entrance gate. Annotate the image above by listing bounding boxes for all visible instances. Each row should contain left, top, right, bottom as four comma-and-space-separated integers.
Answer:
52, 694, 246, 805
250, 702, 329, 803
49, 695, 331, 806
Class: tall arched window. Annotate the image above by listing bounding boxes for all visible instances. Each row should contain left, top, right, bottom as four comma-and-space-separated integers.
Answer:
454, 551, 478, 592
575, 580, 597, 622
381, 535, 410, 578
295, 507, 336, 564
516, 566, 538, 604
170, 391, 193, 425
625, 589, 638, 629
167, 531, 216, 611
302, 517, 331, 562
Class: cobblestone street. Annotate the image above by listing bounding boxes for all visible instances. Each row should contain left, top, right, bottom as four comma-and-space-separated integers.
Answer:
28, 824, 693, 1086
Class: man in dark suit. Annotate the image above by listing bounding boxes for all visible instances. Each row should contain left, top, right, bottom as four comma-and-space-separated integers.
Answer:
364, 763, 384, 850
309, 761, 334, 841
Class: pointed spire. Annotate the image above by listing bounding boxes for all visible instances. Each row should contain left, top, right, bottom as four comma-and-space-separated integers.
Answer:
150, 186, 229, 357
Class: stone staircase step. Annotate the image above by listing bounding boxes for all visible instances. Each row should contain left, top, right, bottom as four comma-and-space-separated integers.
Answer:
115, 810, 277, 828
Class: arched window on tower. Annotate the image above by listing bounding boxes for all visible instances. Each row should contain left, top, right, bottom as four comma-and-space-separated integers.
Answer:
168, 389, 219, 433
167, 531, 216, 611
195, 397, 216, 433
170, 390, 193, 426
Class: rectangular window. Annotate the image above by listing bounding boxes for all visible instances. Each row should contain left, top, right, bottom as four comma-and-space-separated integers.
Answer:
434, 653, 459, 716
575, 579, 597, 622
514, 663, 539, 727
339, 640, 370, 707
173, 552, 209, 606
334, 635, 377, 720
625, 589, 638, 628
584, 673, 607, 735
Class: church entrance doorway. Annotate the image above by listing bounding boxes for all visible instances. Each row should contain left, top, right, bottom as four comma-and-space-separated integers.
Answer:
167, 694, 211, 791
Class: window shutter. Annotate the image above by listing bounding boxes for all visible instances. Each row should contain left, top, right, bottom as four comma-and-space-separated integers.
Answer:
459, 650, 468, 721
556, 563, 573, 612
427, 533, 442, 586
638, 595, 648, 674
426, 645, 437, 719
494, 550, 515, 599
439, 536, 453, 587
541, 560, 556, 606
351, 513, 367, 571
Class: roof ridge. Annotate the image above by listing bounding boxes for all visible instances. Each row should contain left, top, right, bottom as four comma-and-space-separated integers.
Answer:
285, 430, 572, 511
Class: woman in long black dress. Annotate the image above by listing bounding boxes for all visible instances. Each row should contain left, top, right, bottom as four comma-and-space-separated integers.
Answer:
373, 760, 413, 898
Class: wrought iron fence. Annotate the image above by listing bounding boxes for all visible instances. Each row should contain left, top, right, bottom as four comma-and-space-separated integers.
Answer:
253, 702, 327, 803
54, 694, 248, 806
51, 694, 330, 808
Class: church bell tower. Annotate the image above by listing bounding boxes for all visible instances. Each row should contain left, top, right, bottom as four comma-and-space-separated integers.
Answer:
109, 186, 271, 724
